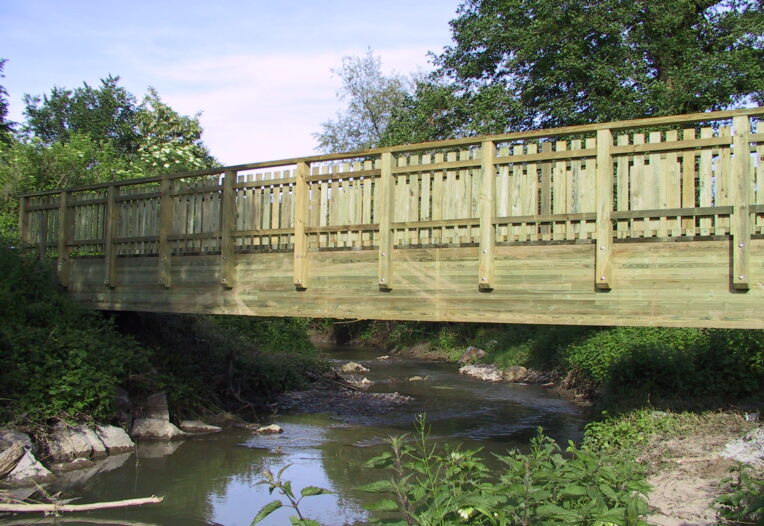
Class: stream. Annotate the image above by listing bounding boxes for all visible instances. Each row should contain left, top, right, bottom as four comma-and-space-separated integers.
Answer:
4, 347, 587, 526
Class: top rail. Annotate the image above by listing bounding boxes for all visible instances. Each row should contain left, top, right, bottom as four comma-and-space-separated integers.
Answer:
18, 106, 764, 198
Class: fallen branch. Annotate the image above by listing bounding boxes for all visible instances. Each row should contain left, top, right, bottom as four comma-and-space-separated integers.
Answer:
0, 442, 24, 479
0, 496, 163, 513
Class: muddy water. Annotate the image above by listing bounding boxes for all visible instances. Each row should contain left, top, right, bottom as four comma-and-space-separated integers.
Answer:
11, 347, 587, 526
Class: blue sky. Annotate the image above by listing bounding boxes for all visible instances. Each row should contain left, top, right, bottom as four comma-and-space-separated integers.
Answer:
1, 0, 462, 164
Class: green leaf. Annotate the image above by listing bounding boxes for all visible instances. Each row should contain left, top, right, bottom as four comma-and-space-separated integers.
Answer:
250, 500, 282, 525
301, 485, 333, 497
282, 480, 294, 499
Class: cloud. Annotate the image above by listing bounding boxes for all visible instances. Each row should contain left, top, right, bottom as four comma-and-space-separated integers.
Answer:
152, 47, 436, 165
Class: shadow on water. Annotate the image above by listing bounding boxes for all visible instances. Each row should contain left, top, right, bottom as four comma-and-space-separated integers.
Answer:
1, 346, 587, 526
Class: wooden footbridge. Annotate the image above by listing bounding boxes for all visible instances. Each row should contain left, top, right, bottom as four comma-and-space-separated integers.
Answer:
19, 108, 764, 328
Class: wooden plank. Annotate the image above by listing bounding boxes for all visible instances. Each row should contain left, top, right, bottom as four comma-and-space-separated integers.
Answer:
293, 162, 309, 289
699, 127, 713, 235
479, 140, 496, 290
630, 133, 646, 238
552, 140, 567, 240
539, 142, 552, 239
220, 170, 236, 289
104, 185, 118, 287
612, 206, 732, 220
57, 191, 72, 287
378, 152, 394, 290
158, 178, 172, 288
731, 116, 751, 290
595, 128, 613, 289
681, 129, 696, 234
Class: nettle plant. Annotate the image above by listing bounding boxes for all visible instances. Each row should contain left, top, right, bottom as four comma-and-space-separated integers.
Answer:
251, 464, 333, 526
357, 416, 650, 526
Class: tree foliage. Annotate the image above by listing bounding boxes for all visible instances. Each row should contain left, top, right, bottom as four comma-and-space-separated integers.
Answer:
0, 59, 12, 143
0, 76, 217, 238
23, 75, 140, 154
314, 49, 414, 152
384, 0, 764, 144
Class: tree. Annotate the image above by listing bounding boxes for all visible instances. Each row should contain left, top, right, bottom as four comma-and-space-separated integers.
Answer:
385, 0, 764, 143
22, 75, 139, 154
1, 78, 218, 238
133, 88, 215, 173
314, 49, 414, 152
0, 59, 12, 143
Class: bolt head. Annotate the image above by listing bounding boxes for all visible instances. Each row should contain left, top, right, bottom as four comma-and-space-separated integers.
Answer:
739, 243, 744, 248
739, 275, 745, 280
600, 276, 606, 280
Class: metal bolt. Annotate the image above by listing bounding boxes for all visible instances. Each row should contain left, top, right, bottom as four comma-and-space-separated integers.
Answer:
482, 277, 487, 281
601, 276, 606, 280
382, 252, 386, 256
600, 246, 605, 250
380, 278, 385, 282
482, 249, 487, 254
739, 275, 745, 280
739, 243, 745, 248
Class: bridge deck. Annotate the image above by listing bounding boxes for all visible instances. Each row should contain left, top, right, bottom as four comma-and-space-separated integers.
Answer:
19, 108, 764, 328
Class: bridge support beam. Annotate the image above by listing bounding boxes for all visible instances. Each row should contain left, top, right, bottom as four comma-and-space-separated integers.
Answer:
479, 140, 496, 291
104, 185, 118, 288
158, 177, 172, 288
731, 115, 751, 290
378, 152, 394, 291
595, 127, 614, 290
293, 161, 309, 290
220, 170, 236, 289
57, 191, 72, 288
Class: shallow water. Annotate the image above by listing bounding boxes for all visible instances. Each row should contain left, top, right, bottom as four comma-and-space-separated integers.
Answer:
4, 347, 587, 526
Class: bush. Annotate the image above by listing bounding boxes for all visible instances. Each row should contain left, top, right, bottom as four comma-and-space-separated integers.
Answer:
0, 244, 149, 422
359, 417, 650, 525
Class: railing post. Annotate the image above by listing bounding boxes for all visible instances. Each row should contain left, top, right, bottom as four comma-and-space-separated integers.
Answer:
18, 196, 28, 245
57, 191, 72, 287
595, 127, 614, 289
220, 170, 236, 289
104, 185, 118, 288
479, 140, 496, 291
731, 115, 751, 290
158, 177, 173, 288
294, 161, 310, 290
378, 152, 394, 291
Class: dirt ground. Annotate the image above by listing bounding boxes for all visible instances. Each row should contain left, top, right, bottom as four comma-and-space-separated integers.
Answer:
642, 415, 762, 525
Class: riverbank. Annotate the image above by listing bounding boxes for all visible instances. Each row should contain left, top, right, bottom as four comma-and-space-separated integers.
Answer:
313, 320, 764, 525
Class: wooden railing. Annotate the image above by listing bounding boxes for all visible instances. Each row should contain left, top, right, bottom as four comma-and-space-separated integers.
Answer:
19, 107, 764, 295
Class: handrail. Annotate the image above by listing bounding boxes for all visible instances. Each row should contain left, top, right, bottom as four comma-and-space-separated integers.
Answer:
18, 106, 763, 198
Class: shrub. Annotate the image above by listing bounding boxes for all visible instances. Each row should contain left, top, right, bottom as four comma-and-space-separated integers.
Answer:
0, 244, 149, 422
359, 416, 650, 525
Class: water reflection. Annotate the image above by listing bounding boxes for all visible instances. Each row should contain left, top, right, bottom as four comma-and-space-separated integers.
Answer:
0, 348, 586, 526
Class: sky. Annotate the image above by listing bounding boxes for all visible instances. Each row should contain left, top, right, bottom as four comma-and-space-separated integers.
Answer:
1, 0, 462, 165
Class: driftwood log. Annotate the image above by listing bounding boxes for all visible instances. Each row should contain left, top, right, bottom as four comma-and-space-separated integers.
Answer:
0, 442, 24, 479
0, 496, 163, 513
